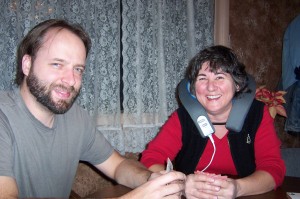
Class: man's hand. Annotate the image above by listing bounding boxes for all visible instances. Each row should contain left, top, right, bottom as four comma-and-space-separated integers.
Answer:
121, 170, 186, 199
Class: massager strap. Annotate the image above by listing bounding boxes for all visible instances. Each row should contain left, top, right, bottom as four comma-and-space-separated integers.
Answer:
178, 78, 215, 138
225, 74, 256, 132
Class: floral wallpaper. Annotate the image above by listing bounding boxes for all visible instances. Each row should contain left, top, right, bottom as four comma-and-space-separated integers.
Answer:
229, 0, 300, 147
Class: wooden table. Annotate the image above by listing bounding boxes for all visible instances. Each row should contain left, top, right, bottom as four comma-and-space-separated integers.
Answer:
87, 176, 300, 198
237, 176, 300, 199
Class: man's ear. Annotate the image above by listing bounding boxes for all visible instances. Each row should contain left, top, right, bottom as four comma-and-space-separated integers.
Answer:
22, 54, 32, 76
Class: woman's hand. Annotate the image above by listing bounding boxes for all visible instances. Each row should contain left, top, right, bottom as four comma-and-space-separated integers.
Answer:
185, 172, 238, 199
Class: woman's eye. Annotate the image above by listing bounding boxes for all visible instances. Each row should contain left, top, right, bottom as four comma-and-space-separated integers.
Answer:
197, 77, 206, 81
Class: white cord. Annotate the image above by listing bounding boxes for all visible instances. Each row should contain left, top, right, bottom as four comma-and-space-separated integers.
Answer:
200, 134, 216, 172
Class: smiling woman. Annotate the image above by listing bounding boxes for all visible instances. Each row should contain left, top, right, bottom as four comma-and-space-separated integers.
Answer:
141, 45, 286, 198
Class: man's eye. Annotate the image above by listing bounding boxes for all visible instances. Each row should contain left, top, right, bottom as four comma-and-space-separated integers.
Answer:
52, 63, 61, 68
75, 67, 84, 75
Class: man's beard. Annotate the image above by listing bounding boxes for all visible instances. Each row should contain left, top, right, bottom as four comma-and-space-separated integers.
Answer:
26, 71, 80, 114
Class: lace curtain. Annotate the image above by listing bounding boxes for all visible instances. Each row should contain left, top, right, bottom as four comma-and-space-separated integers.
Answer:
0, 0, 214, 154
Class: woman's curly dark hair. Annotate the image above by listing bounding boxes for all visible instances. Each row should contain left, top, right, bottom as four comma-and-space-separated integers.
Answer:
185, 45, 250, 97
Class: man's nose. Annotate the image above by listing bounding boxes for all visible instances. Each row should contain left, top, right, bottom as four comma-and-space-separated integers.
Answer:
61, 69, 76, 86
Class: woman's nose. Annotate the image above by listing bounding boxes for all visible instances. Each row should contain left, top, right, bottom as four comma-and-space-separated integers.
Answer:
207, 80, 216, 91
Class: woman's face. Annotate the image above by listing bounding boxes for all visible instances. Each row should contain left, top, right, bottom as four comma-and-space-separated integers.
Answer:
194, 62, 237, 118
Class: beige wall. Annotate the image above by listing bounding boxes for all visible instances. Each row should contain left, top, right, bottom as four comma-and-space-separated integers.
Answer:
214, 0, 230, 46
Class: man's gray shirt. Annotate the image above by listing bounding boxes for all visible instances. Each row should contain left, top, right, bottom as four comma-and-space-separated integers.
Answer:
0, 88, 114, 198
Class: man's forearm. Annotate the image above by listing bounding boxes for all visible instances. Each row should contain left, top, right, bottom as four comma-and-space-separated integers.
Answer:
0, 176, 19, 199
115, 159, 152, 188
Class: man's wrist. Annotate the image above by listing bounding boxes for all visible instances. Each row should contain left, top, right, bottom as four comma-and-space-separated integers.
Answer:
146, 171, 153, 182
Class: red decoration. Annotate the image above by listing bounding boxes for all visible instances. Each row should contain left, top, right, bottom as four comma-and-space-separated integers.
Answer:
255, 86, 287, 118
